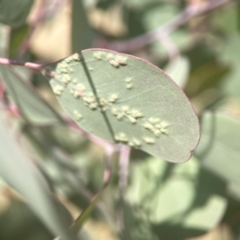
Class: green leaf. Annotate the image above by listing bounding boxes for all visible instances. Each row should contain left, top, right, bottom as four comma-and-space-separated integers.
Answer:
164, 56, 190, 89
0, 65, 63, 125
0, 23, 9, 57
9, 24, 29, 58
0, 118, 78, 240
0, 0, 34, 29
45, 49, 200, 163
195, 111, 240, 187
219, 33, 240, 98
126, 156, 227, 240
71, 0, 95, 52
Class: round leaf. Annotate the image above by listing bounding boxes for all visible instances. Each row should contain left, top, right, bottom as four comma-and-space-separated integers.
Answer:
45, 49, 200, 162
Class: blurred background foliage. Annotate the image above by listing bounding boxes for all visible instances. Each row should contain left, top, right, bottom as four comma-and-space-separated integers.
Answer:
0, 0, 240, 239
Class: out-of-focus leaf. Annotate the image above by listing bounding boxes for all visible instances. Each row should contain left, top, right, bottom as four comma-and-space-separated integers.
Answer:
0, 65, 63, 125
126, 156, 227, 240
45, 49, 200, 163
0, 0, 34, 29
213, 2, 240, 33
0, 118, 78, 240
71, 0, 95, 52
195, 111, 240, 187
0, 23, 9, 57
219, 33, 240, 98
9, 24, 29, 58
0, 199, 54, 240
164, 56, 190, 89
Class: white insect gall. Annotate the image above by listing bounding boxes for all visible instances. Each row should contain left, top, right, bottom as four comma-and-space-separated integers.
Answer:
161, 128, 168, 134
109, 94, 118, 103
131, 109, 143, 118
100, 98, 108, 106
143, 122, 154, 131
122, 106, 130, 113
117, 113, 124, 120
73, 110, 82, 121
128, 116, 137, 124
72, 53, 81, 61
109, 59, 120, 68
89, 103, 98, 110
62, 75, 71, 84
53, 86, 64, 96
115, 55, 128, 65
111, 108, 118, 116
161, 121, 169, 128
93, 52, 103, 60
154, 129, 161, 137
143, 137, 155, 144
88, 67, 94, 71
76, 83, 86, 91
149, 117, 160, 124
126, 83, 133, 89
133, 138, 141, 147
107, 53, 114, 60
73, 78, 78, 83
125, 77, 132, 83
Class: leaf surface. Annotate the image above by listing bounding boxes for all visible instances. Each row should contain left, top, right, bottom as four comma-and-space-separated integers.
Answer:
0, 118, 78, 240
0, 0, 34, 28
0, 65, 62, 125
45, 49, 200, 162
195, 111, 240, 187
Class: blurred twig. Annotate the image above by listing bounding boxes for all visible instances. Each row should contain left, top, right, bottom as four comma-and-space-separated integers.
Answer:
107, 0, 232, 51
118, 146, 131, 233
0, 57, 42, 70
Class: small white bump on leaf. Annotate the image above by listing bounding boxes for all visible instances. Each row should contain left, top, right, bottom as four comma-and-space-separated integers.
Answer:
109, 59, 120, 68
161, 121, 170, 128
149, 117, 160, 124
109, 93, 118, 103
122, 106, 130, 114
72, 53, 81, 61
143, 137, 155, 144
125, 77, 132, 83
126, 83, 133, 89
107, 53, 114, 60
115, 55, 128, 65
154, 129, 161, 137
128, 116, 137, 124
133, 138, 141, 147
143, 122, 154, 131
111, 108, 118, 116
73, 110, 82, 121
131, 109, 143, 118
93, 51, 103, 60
53, 86, 64, 96
76, 83, 86, 91
62, 75, 71, 85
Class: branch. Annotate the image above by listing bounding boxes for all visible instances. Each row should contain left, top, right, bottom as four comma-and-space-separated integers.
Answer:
107, 0, 232, 51
0, 57, 42, 71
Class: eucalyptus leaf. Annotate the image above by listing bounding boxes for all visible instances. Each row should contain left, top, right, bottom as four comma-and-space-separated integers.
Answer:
195, 111, 240, 187
45, 49, 200, 162
0, 65, 63, 125
0, 0, 34, 29
0, 118, 78, 240
126, 156, 227, 240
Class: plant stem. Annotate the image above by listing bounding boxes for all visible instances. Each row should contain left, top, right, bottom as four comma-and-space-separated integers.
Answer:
107, 0, 231, 51
0, 57, 42, 70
